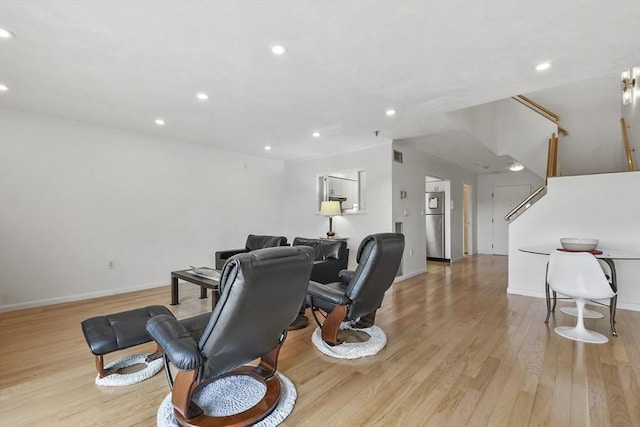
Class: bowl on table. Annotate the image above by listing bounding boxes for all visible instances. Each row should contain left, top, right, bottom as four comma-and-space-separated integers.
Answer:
560, 238, 599, 251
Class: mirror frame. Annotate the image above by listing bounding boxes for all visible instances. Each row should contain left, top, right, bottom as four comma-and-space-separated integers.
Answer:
317, 169, 366, 214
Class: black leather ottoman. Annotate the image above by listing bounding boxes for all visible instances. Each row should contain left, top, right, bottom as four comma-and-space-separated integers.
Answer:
81, 305, 175, 378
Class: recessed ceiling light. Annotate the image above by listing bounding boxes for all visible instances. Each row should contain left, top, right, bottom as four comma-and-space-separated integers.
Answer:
271, 45, 286, 55
535, 62, 551, 71
264, 145, 272, 151
0, 84, 8, 92
312, 131, 321, 138
509, 162, 524, 172
196, 92, 208, 100
155, 118, 165, 126
386, 109, 396, 116
0, 28, 14, 39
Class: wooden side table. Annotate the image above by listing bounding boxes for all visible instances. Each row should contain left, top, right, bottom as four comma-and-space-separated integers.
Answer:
170, 268, 221, 310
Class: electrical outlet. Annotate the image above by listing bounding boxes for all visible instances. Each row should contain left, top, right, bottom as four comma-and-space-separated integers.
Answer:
108, 261, 114, 269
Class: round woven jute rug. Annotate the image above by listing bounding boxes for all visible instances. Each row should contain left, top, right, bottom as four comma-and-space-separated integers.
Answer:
157, 372, 296, 427
311, 322, 387, 359
95, 353, 164, 387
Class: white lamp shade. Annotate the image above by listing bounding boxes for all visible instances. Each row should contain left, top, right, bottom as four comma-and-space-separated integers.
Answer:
320, 201, 342, 217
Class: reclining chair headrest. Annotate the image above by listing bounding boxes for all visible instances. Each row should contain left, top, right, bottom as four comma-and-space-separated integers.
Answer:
245, 234, 288, 251
292, 237, 347, 260
356, 233, 404, 264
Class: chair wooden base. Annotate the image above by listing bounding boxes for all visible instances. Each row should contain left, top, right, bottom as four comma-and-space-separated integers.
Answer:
171, 346, 283, 427
320, 305, 348, 346
288, 305, 309, 330
287, 314, 309, 330
317, 305, 378, 346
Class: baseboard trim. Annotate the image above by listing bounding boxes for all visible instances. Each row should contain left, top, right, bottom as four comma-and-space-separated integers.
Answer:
427, 257, 450, 263
506, 287, 545, 300
394, 267, 427, 283
0, 281, 167, 313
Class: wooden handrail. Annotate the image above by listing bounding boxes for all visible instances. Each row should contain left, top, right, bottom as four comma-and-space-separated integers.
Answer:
552, 133, 558, 176
507, 118, 633, 221
620, 118, 636, 171
546, 133, 558, 178
512, 95, 568, 136
513, 95, 559, 121
504, 185, 546, 221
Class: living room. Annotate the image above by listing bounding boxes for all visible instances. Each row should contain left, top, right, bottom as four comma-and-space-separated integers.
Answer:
1, 2, 639, 426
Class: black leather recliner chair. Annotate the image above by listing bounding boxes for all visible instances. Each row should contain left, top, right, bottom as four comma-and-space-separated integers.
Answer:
289, 237, 349, 330
292, 237, 349, 283
306, 233, 405, 346
147, 246, 314, 426
214, 234, 288, 270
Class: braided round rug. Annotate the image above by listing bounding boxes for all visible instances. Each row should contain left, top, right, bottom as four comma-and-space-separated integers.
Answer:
157, 373, 296, 427
311, 322, 387, 359
95, 353, 164, 387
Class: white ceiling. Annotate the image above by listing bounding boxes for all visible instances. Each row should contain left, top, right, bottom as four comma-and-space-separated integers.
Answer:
398, 71, 628, 174
1, 1, 639, 169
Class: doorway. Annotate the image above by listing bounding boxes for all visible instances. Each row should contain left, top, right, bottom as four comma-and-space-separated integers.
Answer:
463, 184, 472, 255
492, 184, 531, 255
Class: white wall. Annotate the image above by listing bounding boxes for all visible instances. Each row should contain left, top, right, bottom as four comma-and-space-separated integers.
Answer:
391, 143, 478, 277
528, 70, 638, 175
283, 142, 394, 269
494, 99, 556, 179
508, 172, 640, 311
477, 170, 545, 254
449, 98, 557, 179
0, 111, 286, 311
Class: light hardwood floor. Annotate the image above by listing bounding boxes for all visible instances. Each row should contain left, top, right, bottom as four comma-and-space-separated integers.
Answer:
1, 255, 639, 426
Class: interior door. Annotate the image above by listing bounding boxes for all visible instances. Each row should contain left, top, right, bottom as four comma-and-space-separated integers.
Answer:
492, 184, 531, 255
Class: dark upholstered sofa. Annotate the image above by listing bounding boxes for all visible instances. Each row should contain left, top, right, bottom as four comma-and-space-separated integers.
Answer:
215, 234, 288, 270
292, 237, 349, 284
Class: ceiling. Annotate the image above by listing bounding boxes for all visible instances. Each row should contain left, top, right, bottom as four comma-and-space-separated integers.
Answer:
1, 1, 639, 170
398, 72, 628, 175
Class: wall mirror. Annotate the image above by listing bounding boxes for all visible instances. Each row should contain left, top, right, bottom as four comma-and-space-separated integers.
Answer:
317, 169, 366, 214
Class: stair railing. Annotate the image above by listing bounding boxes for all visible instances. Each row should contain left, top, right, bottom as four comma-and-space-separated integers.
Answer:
620, 118, 636, 171
505, 100, 637, 223
504, 185, 546, 221
505, 129, 558, 222
546, 132, 559, 178
512, 95, 569, 136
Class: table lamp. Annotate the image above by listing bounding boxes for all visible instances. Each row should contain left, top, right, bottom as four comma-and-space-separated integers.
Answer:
320, 201, 342, 238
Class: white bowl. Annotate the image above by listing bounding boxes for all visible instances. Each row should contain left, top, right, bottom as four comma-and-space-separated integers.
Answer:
560, 238, 598, 251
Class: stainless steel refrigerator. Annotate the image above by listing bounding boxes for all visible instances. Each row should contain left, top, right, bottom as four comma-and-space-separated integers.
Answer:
425, 192, 446, 260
